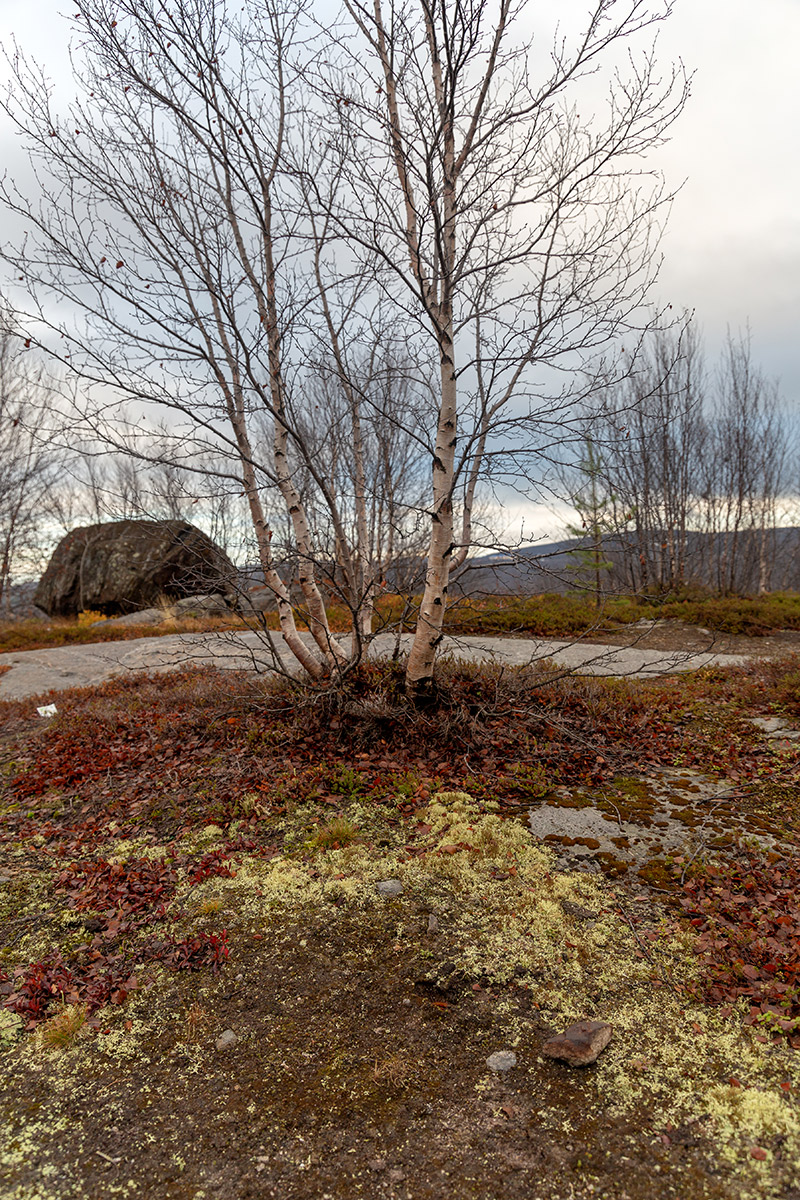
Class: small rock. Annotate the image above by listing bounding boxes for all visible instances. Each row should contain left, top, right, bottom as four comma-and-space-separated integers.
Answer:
215, 1029, 238, 1051
486, 1050, 517, 1072
96, 607, 167, 628
388, 1168, 406, 1183
172, 592, 230, 616
745, 716, 800, 742
560, 899, 599, 920
377, 879, 403, 897
426, 913, 439, 934
367, 1158, 387, 1172
542, 1019, 613, 1066
229, 585, 274, 615
746, 716, 787, 734
235, 973, 244, 982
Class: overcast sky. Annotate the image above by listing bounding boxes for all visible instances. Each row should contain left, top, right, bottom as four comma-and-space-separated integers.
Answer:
1, 0, 797, 539
654, 0, 800, 403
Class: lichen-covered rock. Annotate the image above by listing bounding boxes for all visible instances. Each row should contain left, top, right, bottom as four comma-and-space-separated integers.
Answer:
34, 520, 235, 616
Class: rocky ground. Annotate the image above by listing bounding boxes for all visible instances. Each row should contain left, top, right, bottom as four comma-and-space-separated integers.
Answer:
0, 627, 758, 702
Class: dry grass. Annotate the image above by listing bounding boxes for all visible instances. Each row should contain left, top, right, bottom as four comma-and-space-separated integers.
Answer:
0, 612, 246, 655
4, 589, 798, 656
36, 1004, 87, 1051
311, 817, 361, 851
6, 583, 800, 652
371, 1052, 415, 1088
182, 1002, 211, 1044
435, 590, 800, 638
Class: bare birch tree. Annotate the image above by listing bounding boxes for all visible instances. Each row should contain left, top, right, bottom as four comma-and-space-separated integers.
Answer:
2, 0, 689, 691
0, 0, 408, 677
315, 0, 690, 695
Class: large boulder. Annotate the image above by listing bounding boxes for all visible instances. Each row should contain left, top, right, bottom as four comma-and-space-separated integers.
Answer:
34, 520, 236, 617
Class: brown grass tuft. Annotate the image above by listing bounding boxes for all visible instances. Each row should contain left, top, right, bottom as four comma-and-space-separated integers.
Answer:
37, 1004, 88, 1051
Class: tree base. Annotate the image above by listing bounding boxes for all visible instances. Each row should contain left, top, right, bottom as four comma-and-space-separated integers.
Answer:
404, 672, 440, 708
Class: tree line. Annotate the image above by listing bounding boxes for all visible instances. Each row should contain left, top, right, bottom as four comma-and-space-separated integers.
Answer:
564, 321, 798, 599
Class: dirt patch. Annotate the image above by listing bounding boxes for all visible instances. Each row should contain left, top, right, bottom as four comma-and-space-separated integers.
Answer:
2, 793, 799, 1200
580, 619, 800, 659
0, 907, 775, 1200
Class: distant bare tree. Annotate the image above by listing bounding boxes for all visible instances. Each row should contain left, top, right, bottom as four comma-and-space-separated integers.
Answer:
66, 448, 253, 563
590, 320, 706, 592
704, 334, 789, 594
0, 312, 58, 613
582, 322, 795, 596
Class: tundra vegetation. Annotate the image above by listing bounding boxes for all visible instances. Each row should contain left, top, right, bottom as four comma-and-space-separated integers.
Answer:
0, 654, 799, 1197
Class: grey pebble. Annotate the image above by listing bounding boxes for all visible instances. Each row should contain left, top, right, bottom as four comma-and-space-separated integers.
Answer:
376, 879, 403, 897
216, 1029, 238, 1051
486, 1050, 517, 1072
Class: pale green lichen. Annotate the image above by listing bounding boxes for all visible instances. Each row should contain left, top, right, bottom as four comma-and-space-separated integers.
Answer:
0, 1009, 23, 1048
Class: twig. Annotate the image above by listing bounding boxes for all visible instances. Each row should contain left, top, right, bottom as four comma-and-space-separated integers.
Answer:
600, 794, 624, 828
616, 900, 675, 994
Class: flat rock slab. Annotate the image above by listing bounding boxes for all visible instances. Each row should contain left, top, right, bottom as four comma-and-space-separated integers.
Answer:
744, 716, 800, 741
542, 1019, 613, 1066
0, 631, 752, 703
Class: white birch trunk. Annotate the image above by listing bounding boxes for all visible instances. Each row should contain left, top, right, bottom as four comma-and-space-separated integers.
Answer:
405, 7, 457, 697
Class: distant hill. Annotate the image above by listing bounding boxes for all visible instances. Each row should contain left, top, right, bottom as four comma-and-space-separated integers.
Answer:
455, 527, 800, 596
452, 539, 582, 595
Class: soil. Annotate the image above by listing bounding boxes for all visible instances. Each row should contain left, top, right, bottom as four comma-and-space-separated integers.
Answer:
0, 907, 746, 1200
581, 619, 800, 659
